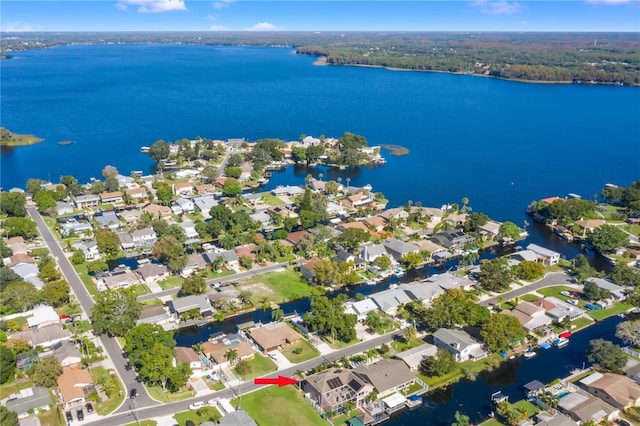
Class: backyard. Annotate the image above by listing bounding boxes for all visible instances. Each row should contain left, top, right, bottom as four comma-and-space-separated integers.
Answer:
232, 354, 277, 381
146, 384, 196, 403
173, 406, 222, 426
239, 269, 322, 306
281, 339, 320, 364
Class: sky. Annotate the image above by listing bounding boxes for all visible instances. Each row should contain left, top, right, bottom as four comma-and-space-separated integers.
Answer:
2, 0, 639, 32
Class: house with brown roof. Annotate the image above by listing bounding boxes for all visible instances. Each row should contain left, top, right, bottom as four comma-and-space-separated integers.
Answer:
300, 256, 322, 282
583, 372, 640, 410
100, 191, 124, 205
337, 221, 371, 233
302, 368, 373, 414
181, 253, 208, 277
5, 253, 35, 267
507, 301, 552, 332
172, 182, 194, 197
175, 346, 204, 374
248, 322, 302, 353
557, 389, 619, 424
286, 230, 311, 247
202, 341, 255, 367
195, 183, 215, 194
57, 366, 94, 409
354, 358, 417, 398
126, 187, 147, 201
143, 203, 172, 220
380, 208, 409, 222
341, 192, 373, 210
362, 216, 387, 233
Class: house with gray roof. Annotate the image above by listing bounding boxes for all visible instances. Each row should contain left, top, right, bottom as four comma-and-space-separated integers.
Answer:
10, 263, 44, 290
130, 227, 157, 248
136, 263, 170, 284
354, 358, 417, 398
136, 304, 172, 326
218, 410, 258, 426
96, 266, 140, 291
398, 282, 444, 304
56, 201, 74, 216
394, 343, 438, 371
250, 212, 272, 227
544, 297, 585, 322
557, 389, 619, 424
271, 185, 305, 197
433, 328, 488, 362
46, 340, 82, 367
174, 197, 195, 214
182, 253, 208, 277
193, 195, 218, 216
118, 232, 135, 250
94, 210, 120, 229
170, 295, 215, 317
526, 243, 560, 266
204, 250, 239, 269
61, 220, 92, 237
361, 243, 389, 263
431, 230, 475, 249
5, 386, 52, 418
382, 238, 420, 261
302, 367, 373, 414
587, 277, 626, 301
424, 272, 474, 291
73, 194, 99, 209
208, 285, 242, 308
10, 323, 71, 349
369, 288, 412, 314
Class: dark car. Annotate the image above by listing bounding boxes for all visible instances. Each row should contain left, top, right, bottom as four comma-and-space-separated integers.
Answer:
76, 409, 84, 421
65, 411, 73, 423
130, 388, 138, 399
86, 402, 94, 413
616, 420, 631, 426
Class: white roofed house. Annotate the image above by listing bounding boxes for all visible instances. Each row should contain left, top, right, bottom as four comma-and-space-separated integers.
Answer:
382, 238, 420, 262
136, 262, 170, 284
432, 328, 488, 362
10, 263, 45, 290
27, 306, 61, 329
173, 197, 195, 214
344, 299, 379, 321
181, 253, 208, 277
130, 227, 157, 248
587, 277, 626, 301
398, 281, 444, 305
96, 265, 140, 291
169, 294, 215, 319
271, 185, 305, 197
369, 288, 412, 315
73, 194, 100, 209
60, 220, 92, 238
526, 243, 560, 266
172, 182, 194, 197
193, 195, 218, 217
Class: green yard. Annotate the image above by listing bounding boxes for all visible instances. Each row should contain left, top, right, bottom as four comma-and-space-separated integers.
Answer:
146, 384, 196, 403
323, 336, 361, 350
173, 407, 222, 426
478, 400, 539, 426
73, 263, 100, 297
259, 192, 286, 206
0, 377, 34, 399
124, 421, 157, 426
232, 354, 278, 380
538, 286, 577, 302
90, 366, 125, 415
158, 275, 184, 290
332, 409, 361, 426
391, 338, 424, 353
520, 294, 539, 302
240, 269, 322, 305
231, 385, 326, 426
588, 302, 633, 320
570, 316, 593, 331
418, 353, 503, 390
281, 339, 320, 364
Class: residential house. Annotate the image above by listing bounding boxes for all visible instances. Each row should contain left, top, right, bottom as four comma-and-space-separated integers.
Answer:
286, 230, 311, 248
10, 263, 45, 290
115, 174, 135, 188
418, 207, 444, 228
535, 297, 585, 322
207, 286, 242, 309
478, 221, 502, 241
143, 203, 172, 220
510, 250, 540, 263
332, 250, 366, 270
193, 195, 218, 216
117, 208, 143, 225
178, 220, 200, 243
354, 358, 416, 398
96, 266, 140, 291
344, 299, 379, 321
6, 236, 28, 255
398, 282, 444, 305
302, 368, 374, 414
182, 253, 208, 277
56, 201, 74, 216
175, 346, 204, 374
170, 295, 215, 318
268, 205, 298, 219
175, 169, 200, 180
361, 243, 388, 263
444, 213, 467, 227
337, 221, 372, 234
587, 277, 626, 301
118, 232, 135, 250
194, 183, 215, 195
202, 341, 255, 367
411, 239, 448, 260
394, 343, 438, 371
341, 192, 373, 210
431, 230, 475, 249
432, 328, 488, 362
5, 386, 52, 418
27, 306, 60, 329
57, 366, 94, 409
300, 257, 321, 283
557, 389, 619, 424
47, 340, 82, 367
218, 410, 258, 426
60, 220, 92, 237
173, 182, 194, 197
248, 322, 303, 353
5, 252, 35, 268
362, 216, 386, 233
424, 272, 475, 291
575, 219, 606, 238
94, 210, 120, 229
125, 187, 147, 202
99, 191, 123, 205
10, 324, 71, 349
15, 351, 39, 371
369, 288, 412, 314
506, 301, 553, 333
379, 208, 409, 222
271, 185, 305, 197
625, 362, 640, 385
250, 212, 272, 228
382, 238, 420, 261
136, 263, 170, 284
136, 304, 172, 327
75, 240, 100, 261
534, 411, 580, 426
326, 201, 348, 219
173, 198, 195, 214
73, 194, 100, 209
526, 244, 560, 266
204, 250, 239, 270
581, 372, 640, 410
130, 227, 157, 248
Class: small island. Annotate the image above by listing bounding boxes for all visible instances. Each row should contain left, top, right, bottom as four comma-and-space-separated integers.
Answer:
0, 127, 43, 147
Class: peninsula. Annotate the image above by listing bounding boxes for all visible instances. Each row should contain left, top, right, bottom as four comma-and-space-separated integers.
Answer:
0, 127, 43, 147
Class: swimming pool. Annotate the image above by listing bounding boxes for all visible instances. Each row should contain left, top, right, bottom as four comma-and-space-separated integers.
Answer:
557, 391, 570, 398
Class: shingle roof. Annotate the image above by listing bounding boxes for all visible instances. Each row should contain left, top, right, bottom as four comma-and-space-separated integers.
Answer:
354, 359, 415, 394
249, 323, 302, 351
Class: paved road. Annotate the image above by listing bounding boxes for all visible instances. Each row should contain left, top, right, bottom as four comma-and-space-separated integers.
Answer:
27, 207, 157, 410
82, 331, 400, 426
479, 271, 576, 307
137, 261, 299, 302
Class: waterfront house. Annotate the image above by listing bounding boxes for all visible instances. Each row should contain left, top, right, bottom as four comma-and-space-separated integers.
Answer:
73, 194, 100, 209
398, 282, 444, 305
130, 227, 157, 248
126, 187, 147, 201
412, 239, 448, 260
16, 351, 39, 371
369, 288, 412, 314
143, 203, 172, 220
444, 213, 467, 227
344, 299, 379, 321
10, 263, 44, 290
271, 185, 305, 197
207, 285, 242, 309
557, 389, 619, 424
425, 272, 475, 291
300, 256, 322, 282
136, 304, 172, 327
432, 328, 488, 362
478, 221, 502, 240
5, 386, 52, 418
96, 266, 140, 291
587, 277, 626, 301
418, 207, 444, 228
195, 183, 215, 195
175, 346, 204, 374
354, 358, 417, 398
60, 220, 92, 237
380, 208, 409, 222
116, 174, 135, 188
536, 297, 585, 322
526, 243, 560, 266
172, 182, 194, 197
575, 219, 606, 238
431, 230, 475, 249
361, 243, 388, 263
248, 322, 302, 353
181, 253, 209, 277
94, 210, 120, 229
174, 198, 195, 214
506, 301, 552, 333
332, 250, 366, 270
337, 221, 372, 234
202, 340, 255, 367
118, 208, 143, 225
581, 372, 640, 410
341, 192, 373, 210
534, 411, 579, 426
510, 249, 540, 263
10, 323, 71, 349
27, 306, 60, 329
136, 262, 170, 284
362, 216, 386, 233
175, 169, 200, 180
394, 343, 438, 371
382, 238, 420, 261
56, 201, 74, 216
193, 195, 218, 216
47, 341, 82, 367
204, 250, 239, 270
302, 368, 373, 414
118, 232, 135, 250
57, 366, 94, 409
99, 191, 124, 205
170, 295, 215, 319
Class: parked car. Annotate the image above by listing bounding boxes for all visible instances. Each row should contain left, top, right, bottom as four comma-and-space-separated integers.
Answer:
567, 298, 579, 305
76, 409, 84, 421
207, 398, 219, 406
65, 411, 73, 423
207, 373, 220, 381
189, 401, 205, 410
129, 388, 138, 399
616, 420, 631, 426
571, 292, 581, 298
560, 291, 572, 297
86, 402, 94, 413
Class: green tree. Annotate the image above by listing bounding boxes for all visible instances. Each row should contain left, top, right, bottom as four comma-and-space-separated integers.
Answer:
151, 236, 187, 273
224, 166, 242, 179
148, 140, 170, 162
95, 229, 122, 260
0, 405, 18, 426
125, 323, 176, 367
70, 250, 85, 265
33, 190, 56, 213
573, 254, 597, 282
104, 175, 120, 192
222, 178, 242, 197
154, 182, 173, 205
38, 280, 70, 307
586, 339, 627, 372
0, 345, 16, 384
91, 288, 141, 337
513, 260, 545, 281
86, 260, 109, 275
451, 411, 470, 426
335, 228, 371, 249
310, 259, 340, 286
499, 221, 521, 239
365, 311, 382, 331
32, 357, 63, 388
239, 255, 253, 270
138, 343, 175, 391
305, 294, 357, 343
426, 289, 488, 329
271, 308, 284, 322
481, 313, 526, 352
588, 224, 629, 252
615, 320, 640, 347
372, 255, 391, 271
224, 347, 239, 365
402, 251, 423, 269
420, 348, 456, 377
2, 217, 37, 238
403, 326, 417, 343
0, 267, 21, 293
478, 257, 512, 292
234, 358, 253, 379
0, 192, 27, 217
181, 274, 207, 296
26, 178, 42, 195
583, 280, 602, 300
610, 264, 640, 286
2, 281, 38, 311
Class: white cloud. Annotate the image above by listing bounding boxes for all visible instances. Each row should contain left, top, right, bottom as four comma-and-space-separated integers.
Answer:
248, 21, 278, 31
470, 0, 524, 15
115, 0, 187, 13
5, 21, 33, 32
213, 0, 235, 10
210, 25, 227, 31
585, 0, 632, 4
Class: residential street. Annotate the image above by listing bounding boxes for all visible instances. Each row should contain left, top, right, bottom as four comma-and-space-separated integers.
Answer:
479, 271, 576, 307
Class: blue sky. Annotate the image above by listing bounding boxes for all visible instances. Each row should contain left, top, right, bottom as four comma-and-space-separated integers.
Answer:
2, 1, 639, 32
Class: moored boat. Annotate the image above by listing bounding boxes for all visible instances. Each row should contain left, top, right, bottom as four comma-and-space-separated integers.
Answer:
406, 394, 422, 408
523, 349, 537, 358
553, 337, 569, 347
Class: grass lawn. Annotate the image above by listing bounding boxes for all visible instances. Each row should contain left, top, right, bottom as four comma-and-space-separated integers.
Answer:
232, 354, 277, 380
260, 192, 285, 206
200, 269, 235, 280
512, 400, 540, 416
158, 275, 184, 290
37, 403, 64, 426
123, 421, 157, 426
588, 302, 633, 321
134, 284, 151, 296
520, 294, 538, 302
231, 385, 326, 426
90, 366, 125, 415
173, 407, 222, 426
147, 385, 196, 403
205, 380, 226, 391
403, 381, 424, 395
72, 263, 100, 297
623, 406, 640, 424
281, 339, 320, 364
0, 377, 34, 399
418, 353, 503, 390
570, 317, 593, 330
323, 336, 361, 350
32, 247, 50, 257
241, 269, 321, 305
391, 338, 424, 353
332, 409, 361, 426
538, 286, 577, 302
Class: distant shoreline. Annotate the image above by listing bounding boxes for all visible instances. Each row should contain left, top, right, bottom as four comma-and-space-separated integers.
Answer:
0, 128, 44, 147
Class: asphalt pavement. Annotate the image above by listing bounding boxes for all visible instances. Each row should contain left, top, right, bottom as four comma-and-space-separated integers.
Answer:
479, 271, 576, 307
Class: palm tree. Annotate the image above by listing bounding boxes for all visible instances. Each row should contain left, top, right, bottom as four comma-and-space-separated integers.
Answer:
271, 308, 284, 322
318, 172, 323, 181
403, 326, 417, 343
294, 369, 305, 390
224, 348, 238, 366
345, 177, 351, 188
305, 174, 312, 186
461, 197, 469, 213
366, 348, 378, 365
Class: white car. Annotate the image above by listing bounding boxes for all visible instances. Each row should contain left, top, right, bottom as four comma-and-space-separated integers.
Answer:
207, 373, 220, 381
567, 298, 579, 306
189, 401, 205, 410
207, 398, 219, 406
560, 291, 572, 297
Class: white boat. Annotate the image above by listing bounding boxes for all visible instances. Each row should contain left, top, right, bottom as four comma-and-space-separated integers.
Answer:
523, 349, 537, 358
554, 337, 569, 347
